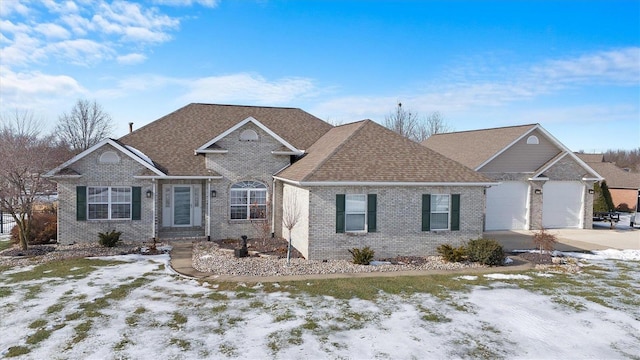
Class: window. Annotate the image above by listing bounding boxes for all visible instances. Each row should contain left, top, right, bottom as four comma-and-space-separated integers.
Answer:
430, 195, 450, 230
526, 135, 539, 145
230, 181, 267, 220
87, 187, 131, 220
239, 129, 259, 141
336, 194, 377, 233
99, 151, 120, 164
422, 194, 460, 231
345, 194, 366, 232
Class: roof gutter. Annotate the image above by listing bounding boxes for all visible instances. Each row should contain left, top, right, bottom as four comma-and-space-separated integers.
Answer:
273, 176, 498, 187
134, 175, 223, 180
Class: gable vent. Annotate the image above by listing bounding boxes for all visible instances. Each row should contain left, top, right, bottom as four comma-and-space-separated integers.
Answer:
240, 129, 259, 141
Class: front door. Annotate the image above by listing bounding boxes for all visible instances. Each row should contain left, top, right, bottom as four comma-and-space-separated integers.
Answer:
162, 184, 202, 227
173, 186, 192, 226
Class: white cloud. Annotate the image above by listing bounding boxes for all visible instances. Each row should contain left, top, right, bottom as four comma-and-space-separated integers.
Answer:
153, 0, 219, 7
0, 0, 183, 69
35, 23, 71, 39
42, 39, 115, 66
94, 0, 179, 43
311, 47, 640, 124
0, 66, 86, 120
42, 0, 80, 14
181, 73, 318, 104
60, 14, 94, 36
117, 53, 147, 65
0, 0, 29, 17
533, 47, 640, 86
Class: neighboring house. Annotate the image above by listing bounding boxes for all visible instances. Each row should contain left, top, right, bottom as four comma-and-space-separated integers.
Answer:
576, 153, 640, 211
46, 103, 495, 260
423, 124, 602, 231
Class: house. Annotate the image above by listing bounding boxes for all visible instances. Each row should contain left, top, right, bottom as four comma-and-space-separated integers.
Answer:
576, 153, 640, 212
422, 124, 602, 231
46, 103, 495, 260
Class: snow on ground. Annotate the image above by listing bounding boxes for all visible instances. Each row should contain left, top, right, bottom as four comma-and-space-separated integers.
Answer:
1, 251, 639, 359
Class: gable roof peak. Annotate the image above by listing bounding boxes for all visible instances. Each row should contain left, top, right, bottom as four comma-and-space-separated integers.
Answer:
429, 123, 539, 137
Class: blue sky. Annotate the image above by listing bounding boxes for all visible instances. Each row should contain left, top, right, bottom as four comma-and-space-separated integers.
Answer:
1, 0, 638, 152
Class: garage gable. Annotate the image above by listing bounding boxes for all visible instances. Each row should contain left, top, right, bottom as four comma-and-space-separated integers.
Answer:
479, 129, 561, 173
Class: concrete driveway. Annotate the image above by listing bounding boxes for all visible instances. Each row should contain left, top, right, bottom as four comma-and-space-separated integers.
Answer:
487, 224, 640, 252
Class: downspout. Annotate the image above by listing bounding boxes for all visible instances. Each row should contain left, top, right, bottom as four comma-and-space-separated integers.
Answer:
207, 179, 211, 241
152, 179, 157, 240
271, 177, 277, 237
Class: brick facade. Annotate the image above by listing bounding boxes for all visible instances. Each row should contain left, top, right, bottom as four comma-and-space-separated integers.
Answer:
281, 184, 485, 260
56, 144, 154, 245
203, 122, 290, 240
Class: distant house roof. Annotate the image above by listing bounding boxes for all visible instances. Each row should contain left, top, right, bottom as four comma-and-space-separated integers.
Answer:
276, 120, 493, 185
575, 153, 604, 163
576, 153, 640, 189
118, 103, 333, 176
421, 124, 537, 169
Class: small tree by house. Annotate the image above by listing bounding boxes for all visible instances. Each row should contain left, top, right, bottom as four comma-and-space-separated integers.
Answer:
282, 195, 302, 265
0, 110, 68, 250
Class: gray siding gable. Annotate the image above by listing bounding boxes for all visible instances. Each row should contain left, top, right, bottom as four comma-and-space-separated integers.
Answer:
479, 129, 561, 173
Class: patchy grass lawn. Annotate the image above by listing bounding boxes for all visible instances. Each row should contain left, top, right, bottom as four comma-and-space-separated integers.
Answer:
1, 253, 639, 359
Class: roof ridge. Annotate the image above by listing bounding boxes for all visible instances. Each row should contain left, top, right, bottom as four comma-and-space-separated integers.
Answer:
300, 120, 369, 182
191, 103, 301, 110
430, 123, 539, 137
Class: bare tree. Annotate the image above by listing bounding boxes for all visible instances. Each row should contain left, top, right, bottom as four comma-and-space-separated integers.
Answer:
0, 111, 66, 250
384, 103, 453, 142
282, 194, 302, 265
424, 111, 452, 138
384, 102, 420, 141
56, 99, 113, 153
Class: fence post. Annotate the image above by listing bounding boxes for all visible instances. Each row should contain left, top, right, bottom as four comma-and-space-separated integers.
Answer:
0, 210, 3, 233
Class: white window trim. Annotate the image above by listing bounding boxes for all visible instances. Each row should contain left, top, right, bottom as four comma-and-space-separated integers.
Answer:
87, 186, 132, 220
430, 194, 450, 231
230, 181, 268, 221
345, 194, 367, 233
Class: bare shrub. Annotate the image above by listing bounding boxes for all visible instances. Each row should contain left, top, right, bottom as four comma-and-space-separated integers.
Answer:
532, 228, 558, 254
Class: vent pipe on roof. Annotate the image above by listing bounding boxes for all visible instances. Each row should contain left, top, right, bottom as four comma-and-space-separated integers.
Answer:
129, 122, 133, 134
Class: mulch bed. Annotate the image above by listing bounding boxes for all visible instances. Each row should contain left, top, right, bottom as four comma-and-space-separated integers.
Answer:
516, 252, 554, 264
213, 237, 304, 259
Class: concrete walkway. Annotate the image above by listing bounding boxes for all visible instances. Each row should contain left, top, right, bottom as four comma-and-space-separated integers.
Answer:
168, 226, 638, 282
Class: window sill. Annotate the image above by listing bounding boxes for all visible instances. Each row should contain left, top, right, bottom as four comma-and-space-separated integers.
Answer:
228, 219, 268, 224
345, 231, 367, 236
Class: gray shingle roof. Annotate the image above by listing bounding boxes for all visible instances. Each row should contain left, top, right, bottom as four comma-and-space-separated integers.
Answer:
277, 120, 492, 184
118, 103, 333, 176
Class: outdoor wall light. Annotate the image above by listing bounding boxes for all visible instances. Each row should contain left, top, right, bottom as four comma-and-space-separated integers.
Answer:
534, 189, 542, 195
145, 190, 153, 198
588, 189, 595, 194
211, 190, 217, 198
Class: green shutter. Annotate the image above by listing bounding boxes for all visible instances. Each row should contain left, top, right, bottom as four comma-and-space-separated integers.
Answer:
336, 194, 345, 233
132, 187, 141, 220
367, 194, 377, 233
76, 186, 87, 221
422, 194, 431, 231
451, 194, 460, 231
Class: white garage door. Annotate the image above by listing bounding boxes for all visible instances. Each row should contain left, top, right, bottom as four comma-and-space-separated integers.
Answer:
485, 181, 529, 230
542, 181, 584, 228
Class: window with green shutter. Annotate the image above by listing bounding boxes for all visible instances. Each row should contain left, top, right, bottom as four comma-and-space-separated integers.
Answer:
337, 193, 377, 233
422, 193, 460, 231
